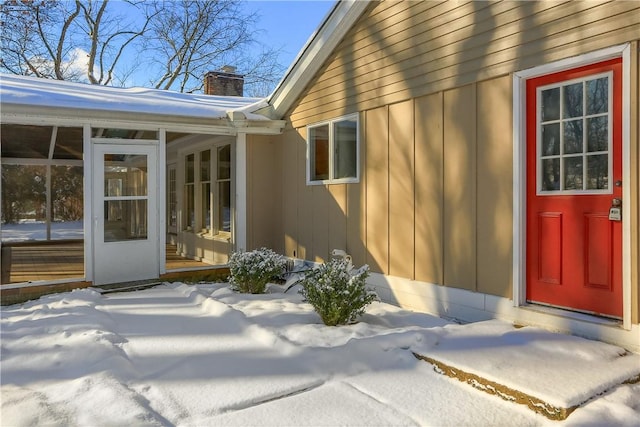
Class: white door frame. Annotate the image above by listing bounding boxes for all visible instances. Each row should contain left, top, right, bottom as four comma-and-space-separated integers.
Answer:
512, 44, 632, 330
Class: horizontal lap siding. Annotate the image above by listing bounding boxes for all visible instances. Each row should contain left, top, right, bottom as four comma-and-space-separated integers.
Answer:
289, 1, 640, 127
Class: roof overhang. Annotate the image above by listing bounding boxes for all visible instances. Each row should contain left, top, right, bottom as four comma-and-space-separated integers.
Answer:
262, 0, 371, 119
0, 74, 286, 136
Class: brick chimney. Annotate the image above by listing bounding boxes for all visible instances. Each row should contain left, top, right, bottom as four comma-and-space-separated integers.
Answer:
204, 65, 244, 97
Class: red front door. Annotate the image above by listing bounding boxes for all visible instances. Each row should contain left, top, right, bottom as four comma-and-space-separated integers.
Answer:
526, 58, 623, 318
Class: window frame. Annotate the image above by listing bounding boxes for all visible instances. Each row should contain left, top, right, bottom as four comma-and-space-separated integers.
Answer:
180, 143, 232, 238
536, 71, 614, 196
306, 113, 360, 185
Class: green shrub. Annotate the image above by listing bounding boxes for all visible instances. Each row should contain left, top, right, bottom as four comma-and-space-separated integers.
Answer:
228, 248, 287, 294
300, 259, 377, 326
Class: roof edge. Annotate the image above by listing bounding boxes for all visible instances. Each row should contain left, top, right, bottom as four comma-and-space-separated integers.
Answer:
265, 0, 371, 119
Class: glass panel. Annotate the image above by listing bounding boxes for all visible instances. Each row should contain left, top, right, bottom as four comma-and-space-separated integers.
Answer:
541, 158, 560, 191
51, 166, 84, 238
217, 181, 231, 233
1, 165, 47, 241
586, 154, 608, 190
91, 128, 158, 139
0, 124, 52, 159
104, 154, 147, 197
542, 123, 560, 156
201, 182, 211, 232
587, 116, 608, 152
563, 82, 583, 118
310, 125, 329, 181
586, 77, 608, 115
564, 157, 583, 190
53, 127, 83, 160
185, 184, 195, 231
185, 154, 194, 184
334, 118, 357, 179
217, 145, 231, 180
103, 200, 147, 242
541, 88, 560, 121
168, 168, 177, 228
200, 150, 210, 181
563, 119, 583, 154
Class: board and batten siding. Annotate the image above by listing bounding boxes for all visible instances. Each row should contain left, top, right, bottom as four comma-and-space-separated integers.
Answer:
258, 1, 639, 302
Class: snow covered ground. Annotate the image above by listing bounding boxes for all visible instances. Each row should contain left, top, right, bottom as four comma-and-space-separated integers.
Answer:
1, 221, 83, 242
1, 282, 639, 426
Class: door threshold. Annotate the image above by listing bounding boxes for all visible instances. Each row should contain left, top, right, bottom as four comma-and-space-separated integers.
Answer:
521, 303, 622, 327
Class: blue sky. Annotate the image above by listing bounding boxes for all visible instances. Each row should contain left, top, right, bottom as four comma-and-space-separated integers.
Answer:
244, 1, 336, 68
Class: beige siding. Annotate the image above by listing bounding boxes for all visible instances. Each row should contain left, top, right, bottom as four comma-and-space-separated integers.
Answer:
443, 85, 477, 291
476, 76, 513, 297
271, 1, 639, 311
414, 92, 444, 285
246, 135, 281, 251
388, 100, 415, 279
365, 106, 389, 274
289, 1, 640, 127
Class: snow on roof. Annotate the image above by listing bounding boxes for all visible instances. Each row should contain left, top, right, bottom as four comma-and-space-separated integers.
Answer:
0, 74, 270, 121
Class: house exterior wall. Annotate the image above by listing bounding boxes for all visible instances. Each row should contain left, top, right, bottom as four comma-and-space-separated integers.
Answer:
261, 0, 640, 326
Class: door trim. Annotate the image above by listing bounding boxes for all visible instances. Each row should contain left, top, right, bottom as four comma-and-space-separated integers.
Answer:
513, 44, 632, 330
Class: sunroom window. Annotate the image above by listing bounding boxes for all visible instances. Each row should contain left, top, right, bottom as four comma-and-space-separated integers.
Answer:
307, 114, 359, 184
182, 144, 231, 236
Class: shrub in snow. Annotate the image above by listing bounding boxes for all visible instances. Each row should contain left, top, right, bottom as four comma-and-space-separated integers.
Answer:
228, 248, 287, 294
300, 258, 377, 326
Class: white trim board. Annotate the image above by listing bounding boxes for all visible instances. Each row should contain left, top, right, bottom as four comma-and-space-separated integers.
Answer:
512, 44, 632, 331
369, 273, 640, 353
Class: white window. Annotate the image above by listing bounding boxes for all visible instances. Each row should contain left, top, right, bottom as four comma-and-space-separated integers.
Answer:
307, 114, 359, 184
182, 144, 231, 236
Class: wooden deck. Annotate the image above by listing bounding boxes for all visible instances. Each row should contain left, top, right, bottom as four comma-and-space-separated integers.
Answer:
1, 242, 213, 285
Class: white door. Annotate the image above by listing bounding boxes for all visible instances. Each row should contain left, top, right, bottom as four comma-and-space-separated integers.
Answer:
93, 144, 159, 285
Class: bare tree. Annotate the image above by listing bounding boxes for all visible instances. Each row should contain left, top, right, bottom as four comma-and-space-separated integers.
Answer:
0, 0, 284, 95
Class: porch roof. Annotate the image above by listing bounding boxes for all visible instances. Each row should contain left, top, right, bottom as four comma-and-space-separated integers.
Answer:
1, 74, 284, 133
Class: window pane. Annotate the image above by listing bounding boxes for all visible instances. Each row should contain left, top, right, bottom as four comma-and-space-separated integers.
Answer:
563, 82, 583, 118
541, 88, 560, 121
217, 181, 231, 233
587, 116, 608, 152
185, 154, 195, 184
563, 120, 583, 154
200, 150, 210, 181
104, 200, 147, 242
310, 125, 329, 181
333, 119, 357, 179
0, 165, 47, 240
185, 184, 195, 231
53, 127, 83, 160
564, 157, 583, 190
52, 165, 83, 225
586, 77, 608, 115
541, 158, 560, 191
104, 154, 147, 197
168, 168, 177, 228
542, 123, 560, 156
586, 154, 608, 190
217, 145, 231, 180
201, 182, 211, 232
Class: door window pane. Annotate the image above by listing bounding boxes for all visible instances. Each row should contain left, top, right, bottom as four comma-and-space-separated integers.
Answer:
541, 88, 560, 121
564, 157, 583, 190
586, 154, 608, 190
586, 77, 608, 115
562, 120, 583, 154
587, 116, 608, 152
542, 124, 560, 156
542, 159, 560, 191
563, 83, 583, 118
104, 154, 147, 197
104, 200, 147, 242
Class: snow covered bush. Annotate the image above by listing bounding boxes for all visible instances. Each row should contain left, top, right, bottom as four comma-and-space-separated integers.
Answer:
228, 248, 287, 294
300, 258, 377, 326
